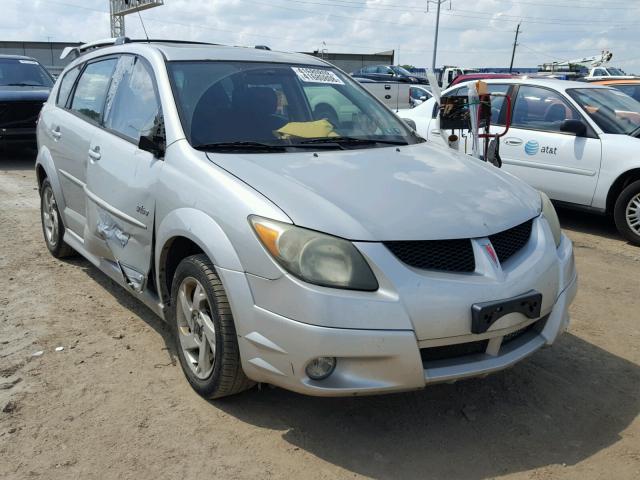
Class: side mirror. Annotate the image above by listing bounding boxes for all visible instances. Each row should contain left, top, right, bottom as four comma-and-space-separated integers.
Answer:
560, 119, 587, 137
402, 118, 417, 130
139, 134, 165, 158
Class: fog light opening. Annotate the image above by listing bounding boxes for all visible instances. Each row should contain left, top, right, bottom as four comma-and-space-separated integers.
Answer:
305, 357, 336, 380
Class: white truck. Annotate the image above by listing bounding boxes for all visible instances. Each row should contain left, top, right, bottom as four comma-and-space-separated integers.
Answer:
356, 79, 413, 110
439, 66, 479, 88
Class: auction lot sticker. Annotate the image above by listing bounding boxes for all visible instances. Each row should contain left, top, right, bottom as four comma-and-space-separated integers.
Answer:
292, 67, 344, 85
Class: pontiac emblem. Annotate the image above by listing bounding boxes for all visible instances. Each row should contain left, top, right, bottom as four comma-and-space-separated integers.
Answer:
485, 244, 499, 266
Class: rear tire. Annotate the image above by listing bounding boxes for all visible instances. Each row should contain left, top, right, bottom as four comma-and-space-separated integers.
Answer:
170, 254, 254, 399
40, 178, 75, 258
613, 180, 640, 246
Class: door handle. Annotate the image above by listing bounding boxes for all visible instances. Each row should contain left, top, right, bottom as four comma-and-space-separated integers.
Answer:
504, 138, 523, 146
51, 127, 61, 140
431, 129, 441, 135
88, 146, 101, 161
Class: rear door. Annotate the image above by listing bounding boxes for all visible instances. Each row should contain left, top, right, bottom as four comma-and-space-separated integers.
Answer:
47, 59, 118, 235
84, 55, 164, 291
500, 85, 602, 205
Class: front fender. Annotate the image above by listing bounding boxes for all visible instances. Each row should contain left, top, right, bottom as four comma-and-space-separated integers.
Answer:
156, 208, 243, 274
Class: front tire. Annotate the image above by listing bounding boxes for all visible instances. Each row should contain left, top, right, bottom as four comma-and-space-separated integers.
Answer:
40, 178, 74, 258
170, 254, 253, 399
613, 180, 640, 246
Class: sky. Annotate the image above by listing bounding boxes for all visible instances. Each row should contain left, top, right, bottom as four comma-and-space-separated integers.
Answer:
1, 0, 639, 73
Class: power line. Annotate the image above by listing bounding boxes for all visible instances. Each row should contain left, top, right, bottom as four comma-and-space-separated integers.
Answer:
312, 0, 632, 9
268, 0, 639, 26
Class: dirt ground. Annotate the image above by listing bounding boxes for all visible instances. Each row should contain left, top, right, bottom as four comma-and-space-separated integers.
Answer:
1, 149, 639, 480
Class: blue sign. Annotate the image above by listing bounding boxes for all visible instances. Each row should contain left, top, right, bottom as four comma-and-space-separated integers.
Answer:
525, 140, 539, 156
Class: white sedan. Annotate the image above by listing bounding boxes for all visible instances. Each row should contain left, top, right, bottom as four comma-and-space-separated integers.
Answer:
403, 78, 640, 245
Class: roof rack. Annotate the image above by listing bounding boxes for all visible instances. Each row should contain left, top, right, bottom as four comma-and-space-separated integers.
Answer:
60, 37, 128, 60
60, 37, 220, 60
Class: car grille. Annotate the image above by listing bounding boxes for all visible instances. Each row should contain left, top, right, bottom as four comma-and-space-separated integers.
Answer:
489, 219, 534, 264
0, 101, 44, 129
502, 315, 548, 346
421, 316, 547, 364
420, 339, 489, 363
384, 239, 475, 272
384, 218, 535, 273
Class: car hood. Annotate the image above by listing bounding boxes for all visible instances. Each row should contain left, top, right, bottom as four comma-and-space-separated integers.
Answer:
206, 143, 541, 241
0, 85, 50, 102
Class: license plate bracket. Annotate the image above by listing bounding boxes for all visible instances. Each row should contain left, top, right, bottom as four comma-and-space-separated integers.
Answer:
471, 290, 542, 334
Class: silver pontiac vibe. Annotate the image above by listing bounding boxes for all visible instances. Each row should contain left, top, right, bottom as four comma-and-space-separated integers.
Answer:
36, 40, 577, 399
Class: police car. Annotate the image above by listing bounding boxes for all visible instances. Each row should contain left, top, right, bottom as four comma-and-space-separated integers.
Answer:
403, 78, 640, 245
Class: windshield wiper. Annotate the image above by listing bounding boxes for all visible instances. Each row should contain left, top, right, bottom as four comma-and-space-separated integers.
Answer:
629, 125, 640, 138
194, 141, 287, 152
299, 137, 409, 147
5, 82, 45, 87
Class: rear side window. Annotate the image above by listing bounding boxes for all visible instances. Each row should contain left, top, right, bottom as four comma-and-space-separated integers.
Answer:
56, 66, 81, 107
486, 84, 509, 125
104, 56, 161, 141
70, 58, 118, 123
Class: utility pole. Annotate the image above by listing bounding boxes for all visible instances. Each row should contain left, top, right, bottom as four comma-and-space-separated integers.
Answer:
427, 1, 450, 73
509, 23, 521, 73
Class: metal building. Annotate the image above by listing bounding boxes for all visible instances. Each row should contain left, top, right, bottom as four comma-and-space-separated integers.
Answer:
303, 51, 395, 73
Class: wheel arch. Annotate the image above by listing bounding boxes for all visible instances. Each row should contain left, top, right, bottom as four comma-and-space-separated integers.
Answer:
155, 208, 244, 306
35, 146, 64, 203
606, 168, 640, 214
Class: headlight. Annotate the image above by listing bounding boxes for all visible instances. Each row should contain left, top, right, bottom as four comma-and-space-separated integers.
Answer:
249, 216, 378, 291
540, 191, 562, 248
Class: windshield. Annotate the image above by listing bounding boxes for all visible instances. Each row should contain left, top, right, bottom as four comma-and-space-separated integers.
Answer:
567, 88, 640, 135
607, 67, 626, 76
390, 66, 412, 77
0, 58, 53, 87
168, 61, 420, 151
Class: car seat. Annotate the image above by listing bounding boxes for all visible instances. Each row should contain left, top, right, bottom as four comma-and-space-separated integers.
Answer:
231, 87, 287, 141
191, 84, 232, 145
544, 103, 567, 123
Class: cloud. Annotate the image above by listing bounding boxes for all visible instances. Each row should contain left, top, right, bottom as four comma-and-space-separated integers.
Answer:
1, 0, 639, 73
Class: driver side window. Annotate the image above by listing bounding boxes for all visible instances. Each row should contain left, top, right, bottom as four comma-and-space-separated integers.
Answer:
512, 86, 579, 133
104, 56, 162, 142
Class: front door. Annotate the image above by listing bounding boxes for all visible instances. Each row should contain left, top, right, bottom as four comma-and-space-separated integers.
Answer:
84, 55, 164, 291
50, 59, 118, 235
500, 85, 602, 206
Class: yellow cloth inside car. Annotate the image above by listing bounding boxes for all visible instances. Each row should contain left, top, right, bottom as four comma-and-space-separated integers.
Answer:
275, 119, 339, 139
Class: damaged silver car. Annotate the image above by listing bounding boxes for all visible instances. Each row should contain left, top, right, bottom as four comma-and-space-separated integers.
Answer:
36, 39, 576, 399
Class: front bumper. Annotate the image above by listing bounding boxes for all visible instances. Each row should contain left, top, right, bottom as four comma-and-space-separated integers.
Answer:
0, 127, 37, 145
219, 229, 577, 397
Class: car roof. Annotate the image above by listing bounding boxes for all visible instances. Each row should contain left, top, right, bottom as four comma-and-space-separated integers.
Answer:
85, 41, 329, 66
590, 78, 640, 85
448, 77, 611, 92
0, 54, 37, 61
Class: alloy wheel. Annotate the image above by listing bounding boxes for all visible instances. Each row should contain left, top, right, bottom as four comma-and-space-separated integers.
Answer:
176, 277, 217, 379
626, 193, 640, 235
42, 186, 59, 248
